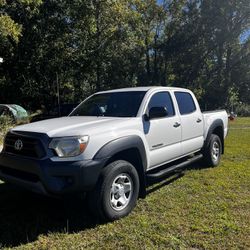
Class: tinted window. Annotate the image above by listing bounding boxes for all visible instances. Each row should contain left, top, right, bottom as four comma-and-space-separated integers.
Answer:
175, 92, 196, 115
148, 92, 175, 116
70, 91, 146, 117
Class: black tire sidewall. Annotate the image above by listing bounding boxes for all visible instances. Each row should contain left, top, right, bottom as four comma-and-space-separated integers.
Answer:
101, 161, 139, 221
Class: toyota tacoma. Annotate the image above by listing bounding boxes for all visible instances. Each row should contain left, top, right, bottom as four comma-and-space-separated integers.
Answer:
0, 87, 228, 221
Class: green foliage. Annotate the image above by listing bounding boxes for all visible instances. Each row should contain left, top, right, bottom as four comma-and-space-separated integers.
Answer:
0, 0, 42, 45
0, 0, 249, 112
235, 103, 250, 116
0, 116, 13, 145
0, 14, 22, 43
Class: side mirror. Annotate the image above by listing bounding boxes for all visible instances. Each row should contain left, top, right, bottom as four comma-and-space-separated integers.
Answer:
145, 107, 168, 120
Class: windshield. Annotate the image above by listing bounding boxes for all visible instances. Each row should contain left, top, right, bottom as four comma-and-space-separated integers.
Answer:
70, 91, 146, 117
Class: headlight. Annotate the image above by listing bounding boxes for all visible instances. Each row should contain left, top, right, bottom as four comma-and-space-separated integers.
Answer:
49, 136, 89, 158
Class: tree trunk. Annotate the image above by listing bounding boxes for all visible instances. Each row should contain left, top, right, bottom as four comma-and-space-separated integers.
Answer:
94, 0, 101, 91
145, 36, 151, 84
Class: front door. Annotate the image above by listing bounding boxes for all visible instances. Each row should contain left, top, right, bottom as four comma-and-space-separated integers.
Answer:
144, 91, 182, 168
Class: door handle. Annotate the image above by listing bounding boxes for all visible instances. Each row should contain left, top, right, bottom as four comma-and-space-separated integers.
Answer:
196, 118, 202, 123
173, 122, 181, 128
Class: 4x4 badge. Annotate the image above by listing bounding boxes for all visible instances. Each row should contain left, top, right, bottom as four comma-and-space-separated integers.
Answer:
14, 139, 23, 151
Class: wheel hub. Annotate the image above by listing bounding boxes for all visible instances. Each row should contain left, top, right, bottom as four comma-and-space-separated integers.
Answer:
118, 185, 124, 196
212, 141, 220, 161
110, 173, 133, 211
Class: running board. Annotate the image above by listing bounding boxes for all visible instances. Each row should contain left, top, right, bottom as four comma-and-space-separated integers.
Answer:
146, 154, 203, 181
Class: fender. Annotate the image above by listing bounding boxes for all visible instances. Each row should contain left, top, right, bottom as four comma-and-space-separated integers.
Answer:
93, 135, 148, 198
204, 119, 224, 154
94, 135, 147, 170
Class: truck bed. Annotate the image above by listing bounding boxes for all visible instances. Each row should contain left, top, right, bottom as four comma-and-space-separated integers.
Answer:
202, 110, 228, 139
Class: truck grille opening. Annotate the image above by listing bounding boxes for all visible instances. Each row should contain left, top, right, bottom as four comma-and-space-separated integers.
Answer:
4, 133, 46, 159
0, 165, 40, 183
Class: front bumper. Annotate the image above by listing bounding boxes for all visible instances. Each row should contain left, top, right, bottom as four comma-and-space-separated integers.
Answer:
0, 152, 105, 196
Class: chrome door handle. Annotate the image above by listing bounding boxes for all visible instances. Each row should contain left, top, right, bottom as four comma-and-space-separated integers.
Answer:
196, 118, 202, 123
173, 122, 181, 128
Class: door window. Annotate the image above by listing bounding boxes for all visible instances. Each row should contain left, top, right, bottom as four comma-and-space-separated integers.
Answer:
174, 92, 196, 115
148, 92, 175, 116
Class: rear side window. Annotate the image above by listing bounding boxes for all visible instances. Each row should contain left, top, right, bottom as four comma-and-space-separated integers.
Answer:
148, 92, 175, 116
174, 92, 196, 115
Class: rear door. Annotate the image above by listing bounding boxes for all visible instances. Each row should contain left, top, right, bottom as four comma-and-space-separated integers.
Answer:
174, 91, 204, 155
144, 91, 182, 168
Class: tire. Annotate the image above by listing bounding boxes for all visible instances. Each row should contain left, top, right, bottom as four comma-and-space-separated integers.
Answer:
203, 134, 222, 167
87, 160, 140, 221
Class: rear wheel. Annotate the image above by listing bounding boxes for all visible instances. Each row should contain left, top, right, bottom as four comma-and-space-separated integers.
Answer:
203, 134, 222, 167
87, 160, 139, 221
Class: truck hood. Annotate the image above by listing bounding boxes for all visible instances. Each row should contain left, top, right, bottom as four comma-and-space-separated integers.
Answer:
12, 116, 131, 137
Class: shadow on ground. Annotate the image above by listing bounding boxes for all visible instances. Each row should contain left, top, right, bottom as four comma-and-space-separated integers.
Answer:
0, 160, 207, 248
0, 183, 101, 248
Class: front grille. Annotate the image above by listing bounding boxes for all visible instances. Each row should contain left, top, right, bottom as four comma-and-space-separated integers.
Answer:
4, 133, 46, 159
0, 165, 39, 182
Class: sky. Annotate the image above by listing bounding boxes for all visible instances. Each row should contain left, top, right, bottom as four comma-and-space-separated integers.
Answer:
240, 29, 250, 43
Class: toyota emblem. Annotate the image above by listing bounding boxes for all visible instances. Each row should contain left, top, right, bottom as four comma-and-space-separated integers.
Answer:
14, 139, 23, 151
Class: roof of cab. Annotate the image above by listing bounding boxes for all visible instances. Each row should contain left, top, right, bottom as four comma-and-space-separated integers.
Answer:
97, 86, 188, 94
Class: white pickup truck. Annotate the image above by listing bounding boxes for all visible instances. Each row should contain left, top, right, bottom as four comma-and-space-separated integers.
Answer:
0, 87, 228, 221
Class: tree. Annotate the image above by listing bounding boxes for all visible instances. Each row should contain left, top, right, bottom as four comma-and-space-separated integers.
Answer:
0, 0, 249, 113
0, 0, 42, 47
0, 0, 43, 105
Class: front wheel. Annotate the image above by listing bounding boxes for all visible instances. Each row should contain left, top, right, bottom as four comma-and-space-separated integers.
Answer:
203, 134, 222, 167
87, 160, 139, 221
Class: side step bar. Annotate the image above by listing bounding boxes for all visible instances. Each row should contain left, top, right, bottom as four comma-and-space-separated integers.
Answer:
146, 154, 203, 181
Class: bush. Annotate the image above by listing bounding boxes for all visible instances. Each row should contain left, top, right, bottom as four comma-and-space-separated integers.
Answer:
235, 103, 250, 117
0, 115, 31, 145
0, 116, 14, 145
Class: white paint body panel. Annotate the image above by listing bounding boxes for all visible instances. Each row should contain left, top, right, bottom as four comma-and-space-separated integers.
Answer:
144, 116, 182, 167
12, 87, 228, 169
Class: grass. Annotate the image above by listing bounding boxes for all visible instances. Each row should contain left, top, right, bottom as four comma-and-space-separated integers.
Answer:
0, 118, 250, 249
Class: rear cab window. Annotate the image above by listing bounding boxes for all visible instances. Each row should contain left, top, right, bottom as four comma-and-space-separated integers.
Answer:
174, 91, 196, 115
